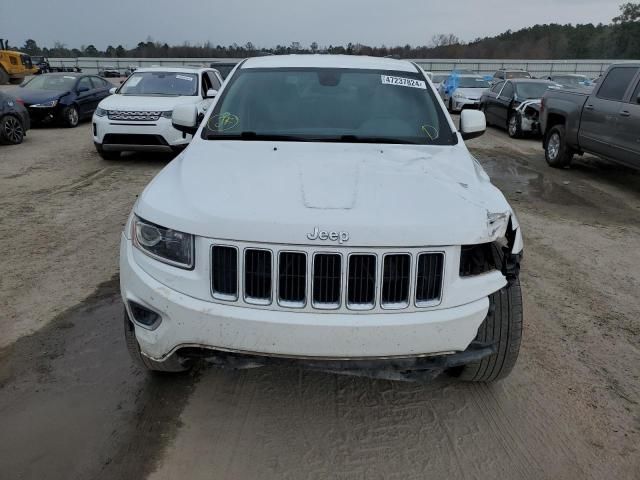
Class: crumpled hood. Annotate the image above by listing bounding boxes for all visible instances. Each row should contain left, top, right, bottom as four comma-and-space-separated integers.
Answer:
98, 94, 197, 111
516, 99, 542, 113
17, 88, 68, 105
136, 140, 514, 247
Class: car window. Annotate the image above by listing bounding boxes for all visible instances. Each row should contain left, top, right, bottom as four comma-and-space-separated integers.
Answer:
494, 71, 504, 79
203, 67, 454, 146
119, 71, 198, 96
506, 71, 531, 79
77, 77, 93, 91
491, 81, 504, 93
500, 82, 514, 98
597, 67, 638, 101
201, 72, 212, 95
24, 75, 77, 91
207, 72, 222, 90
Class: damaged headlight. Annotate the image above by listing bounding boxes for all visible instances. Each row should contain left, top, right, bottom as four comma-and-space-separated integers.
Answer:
133, 216, 194, 269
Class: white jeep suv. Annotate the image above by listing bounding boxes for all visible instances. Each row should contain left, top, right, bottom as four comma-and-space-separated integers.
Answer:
121, 55, 524, 382
92, 66, 223, 159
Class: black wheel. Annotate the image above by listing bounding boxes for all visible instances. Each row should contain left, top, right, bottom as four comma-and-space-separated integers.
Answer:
0, 115, 25, 145
61, 105, 80, 128
508, 112, 522, 138
124, 309, 190, 373
448, 98, 454, 113
453, 247, 523, 382
0, 67, 9, 85
544, 125, 574, 168
9, 77, 24, 85
96, 146, 121, 160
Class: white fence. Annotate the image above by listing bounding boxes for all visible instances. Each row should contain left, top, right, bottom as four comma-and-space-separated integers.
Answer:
47, 57, 635, 77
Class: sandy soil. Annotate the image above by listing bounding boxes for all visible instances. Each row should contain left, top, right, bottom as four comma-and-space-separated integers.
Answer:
0, 115, 638, 479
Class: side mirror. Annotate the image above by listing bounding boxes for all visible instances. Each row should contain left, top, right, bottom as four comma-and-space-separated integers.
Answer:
77, 86, 90, 94
459, 110, 486, 140
172, 103, 199, 135
108, 87, 117, 95
205, 89, 218, 99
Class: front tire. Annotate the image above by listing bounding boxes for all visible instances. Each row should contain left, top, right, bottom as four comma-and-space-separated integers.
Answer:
124, 310, 190, 373
508, 112, 522, 138
96, 145, 121, 160
0, 115, 25, 145
453, 247, 523, 382
61, 105, 80, 128
544, 125, 574, 168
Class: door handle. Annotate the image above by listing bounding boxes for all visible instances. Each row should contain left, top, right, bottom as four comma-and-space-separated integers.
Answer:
620, 110, 630, 117
585, 104, 594, 110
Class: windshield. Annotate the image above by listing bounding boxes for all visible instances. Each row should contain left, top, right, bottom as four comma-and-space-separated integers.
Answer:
118, 72, 198, 96
203, 68, 454, 145
506, 71, 531, 79
23, 75, 76, 91
515, 82, 553, 99
552, 75, 591, 86
457, 77, 491, 88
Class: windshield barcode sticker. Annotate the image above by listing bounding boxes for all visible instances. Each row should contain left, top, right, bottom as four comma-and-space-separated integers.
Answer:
381, 75, 426, 89
176, 74, 193, 81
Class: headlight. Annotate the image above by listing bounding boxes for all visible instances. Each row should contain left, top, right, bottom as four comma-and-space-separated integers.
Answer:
133, 216, 194, 269
453, 92, 465, 99
95, 107, 108, 117
31, 99, 58, 108
161, 111, 173, 119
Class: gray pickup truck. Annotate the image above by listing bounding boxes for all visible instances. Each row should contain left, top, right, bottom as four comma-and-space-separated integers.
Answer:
540, 63, 640, 170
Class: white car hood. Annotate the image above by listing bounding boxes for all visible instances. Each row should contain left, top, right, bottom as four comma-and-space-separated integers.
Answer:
455, 88, 486, 99
98, 94, 199, 111
136, 140, 514, 247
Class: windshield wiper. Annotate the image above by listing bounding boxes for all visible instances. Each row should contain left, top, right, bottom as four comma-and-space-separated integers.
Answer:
337, 135, 419, 145
206, 131, 313, 141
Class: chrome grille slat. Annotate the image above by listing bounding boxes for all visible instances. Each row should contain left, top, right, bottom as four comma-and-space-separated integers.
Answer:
244, 249, 272, 304
278, 252, 306, 307
415, 253, 444, 305
107, 110, 162, 121
211, 246, 238, 300
312, 253, 341, 308
347, 254, 376, 309
382, 254, 411, 307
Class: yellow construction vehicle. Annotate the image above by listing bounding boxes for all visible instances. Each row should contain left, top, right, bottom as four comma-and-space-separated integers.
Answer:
0, 39, 37, 85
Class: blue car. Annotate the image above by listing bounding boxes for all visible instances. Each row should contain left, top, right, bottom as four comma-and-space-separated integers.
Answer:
15, 73, 113, 127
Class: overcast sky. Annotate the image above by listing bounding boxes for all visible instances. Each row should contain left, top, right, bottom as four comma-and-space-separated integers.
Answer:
0, 0, 624, 50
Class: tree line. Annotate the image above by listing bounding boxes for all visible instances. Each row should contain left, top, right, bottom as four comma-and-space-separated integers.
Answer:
11, 2, 640, 60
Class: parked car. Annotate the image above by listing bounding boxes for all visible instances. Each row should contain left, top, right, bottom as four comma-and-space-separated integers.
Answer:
121, 55, 524, 383
430, 73, 449, 92
547, 74, 593, 89
0, 91, 30, 144
440, 74, 492, 112
15, 73, 112, 127
541, 63, 640, 170
209, 61, 239, 80
93, 66, 223, 159
480, 78, 558, 138
124, 65, 138, 77
99, 66, 121, 78
491, 69, 532, 84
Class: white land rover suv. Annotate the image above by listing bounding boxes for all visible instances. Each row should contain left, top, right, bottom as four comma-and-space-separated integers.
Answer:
92, 66, 224, 160
121, 55, 524, 382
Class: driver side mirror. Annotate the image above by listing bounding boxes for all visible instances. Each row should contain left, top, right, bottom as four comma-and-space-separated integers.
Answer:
108, 87, 117, 95
172, 103, 199, 135
459, 110, 486, 140
77, 86, 90, 94
205, 89, 218, 99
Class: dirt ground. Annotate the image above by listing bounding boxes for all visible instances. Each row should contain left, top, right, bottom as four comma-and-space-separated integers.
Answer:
0, 105, 638, 479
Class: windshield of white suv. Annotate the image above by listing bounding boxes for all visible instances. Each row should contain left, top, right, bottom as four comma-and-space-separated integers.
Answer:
203, 68, 454, 145
23, 75, 77, 91
457, 77, 491, 88
119, 72, 198, 96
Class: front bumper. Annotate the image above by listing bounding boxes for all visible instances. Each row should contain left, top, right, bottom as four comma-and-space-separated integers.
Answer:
93, 114, 191, 152
451, 97, 480, 112
26, 106, 60, 123
121, 234, 492, 364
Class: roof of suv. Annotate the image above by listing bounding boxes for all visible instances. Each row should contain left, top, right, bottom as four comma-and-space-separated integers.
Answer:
133, 66, 211, 74
241, 54, 419, 73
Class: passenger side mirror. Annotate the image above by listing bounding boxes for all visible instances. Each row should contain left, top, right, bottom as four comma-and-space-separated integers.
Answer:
172, 104, 199, 135
108, 87, 117, 95
77, 86, 90, 93
205, 89, 218, 99
459, 110, 486, 140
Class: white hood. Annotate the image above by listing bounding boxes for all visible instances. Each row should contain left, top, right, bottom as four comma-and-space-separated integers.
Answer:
135, 140, 513, 247
98, 94, 199, 111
